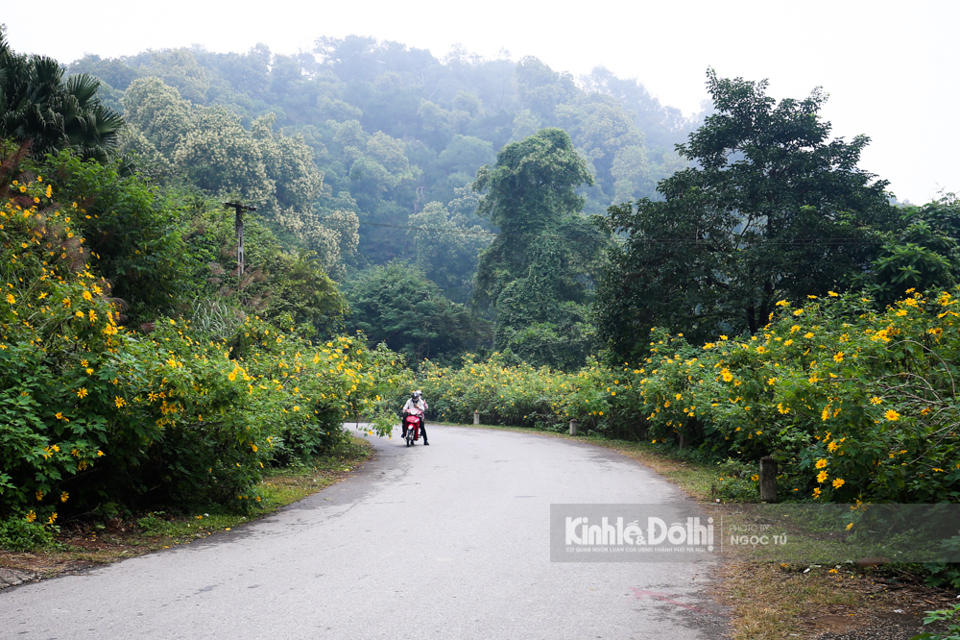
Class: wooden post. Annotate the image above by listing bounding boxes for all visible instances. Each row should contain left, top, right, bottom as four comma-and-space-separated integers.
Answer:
473, 411, 480, 425
569, 419, 578, 436
760, 456, 778, 503
223, 202, 257, 277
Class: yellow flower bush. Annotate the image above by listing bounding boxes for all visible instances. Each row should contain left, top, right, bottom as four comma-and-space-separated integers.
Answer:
0, 173, 406, 527
417, 291, 959, 504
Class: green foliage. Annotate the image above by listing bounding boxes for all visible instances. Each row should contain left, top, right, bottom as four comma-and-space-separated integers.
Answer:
407, 200, 492, 303
496, 315, 596, 372
36, 149, 200, 324
912, 603, 960, 640
418, 291, 960, 505
0, 32, 124, 163
925, 558, 960, 592
0, 517, 55, 551
345, 260, 490, 365
473, 128, 609, 368
596, 70, 898, 359
174, 106, 272, 201
122, 77, 190, 157
861, 195, 960, 307
710, 460, 765, 503
418, 353, 564, 428
630, 292, 960, 503
159, 191, 348, 343
260, 250, 346, 339
474, 128, 592, 243
120, 78, 359, 278
557, 92, 646, 208
515, 57, 577, 122
12, 39, 957, 556
71, 41, 699, 289
0, 165, 405, 534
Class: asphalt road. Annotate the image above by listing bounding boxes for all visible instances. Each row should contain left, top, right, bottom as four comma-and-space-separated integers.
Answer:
0, 425, 728, 639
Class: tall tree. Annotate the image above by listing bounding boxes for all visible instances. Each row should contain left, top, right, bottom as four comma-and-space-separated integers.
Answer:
558, 93, 645, 200
173, 105, 272, 202
595, 70, 898, 358
473, 128, 608, 368
123, 77, 191, 157
514, 57, 576, 123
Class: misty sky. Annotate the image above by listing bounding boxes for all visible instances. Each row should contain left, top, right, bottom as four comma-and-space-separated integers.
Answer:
3, 0, 957, 204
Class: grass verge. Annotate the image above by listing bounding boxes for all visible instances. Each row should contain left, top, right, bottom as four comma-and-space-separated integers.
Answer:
0, 437, 372, 583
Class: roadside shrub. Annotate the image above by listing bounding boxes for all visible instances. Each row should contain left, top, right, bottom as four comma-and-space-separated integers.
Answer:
0, 518, 56, 551
416, 291, 960, 505
0, 172, 406, 531
418, 353, 563, 428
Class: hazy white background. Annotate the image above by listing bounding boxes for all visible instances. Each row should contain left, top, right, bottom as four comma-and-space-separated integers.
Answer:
3, 0, 957, 204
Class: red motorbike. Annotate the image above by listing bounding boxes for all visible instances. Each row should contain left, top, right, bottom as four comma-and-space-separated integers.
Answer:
403, 408, 424, 447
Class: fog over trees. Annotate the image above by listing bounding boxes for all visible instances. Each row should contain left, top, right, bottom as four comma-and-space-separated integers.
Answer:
6, 29, 948, 371
3, 29, 960, 541
63, 35, 702, 365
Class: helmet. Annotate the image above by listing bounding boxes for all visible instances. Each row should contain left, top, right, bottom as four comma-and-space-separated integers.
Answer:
413, 390, 422, 399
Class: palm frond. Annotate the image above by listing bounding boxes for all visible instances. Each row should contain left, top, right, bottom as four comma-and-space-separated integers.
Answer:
0, 39, 125, 163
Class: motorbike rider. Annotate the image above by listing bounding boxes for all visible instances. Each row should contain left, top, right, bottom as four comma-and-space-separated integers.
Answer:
401, 390, 429, 445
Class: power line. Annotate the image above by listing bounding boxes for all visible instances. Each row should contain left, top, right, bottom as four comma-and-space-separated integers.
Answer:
352, 218, 496, 239
611, 237, 887, 246
356, 220, 886, 247
323, 215, 887, 247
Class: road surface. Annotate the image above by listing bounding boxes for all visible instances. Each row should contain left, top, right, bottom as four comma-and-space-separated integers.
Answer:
0, 425, 728, 639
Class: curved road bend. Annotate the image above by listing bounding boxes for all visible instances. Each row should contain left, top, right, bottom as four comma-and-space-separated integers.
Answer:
1, 424, 728, 639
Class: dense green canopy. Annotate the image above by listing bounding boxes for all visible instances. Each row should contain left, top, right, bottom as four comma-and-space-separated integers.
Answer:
596, 70, 899, 357
473, 129, 609, 368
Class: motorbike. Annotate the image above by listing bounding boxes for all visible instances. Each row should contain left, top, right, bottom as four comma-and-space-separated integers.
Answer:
403, 408, 424, 447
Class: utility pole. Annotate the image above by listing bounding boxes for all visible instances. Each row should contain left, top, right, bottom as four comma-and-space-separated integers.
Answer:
223, 202, 257, 277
